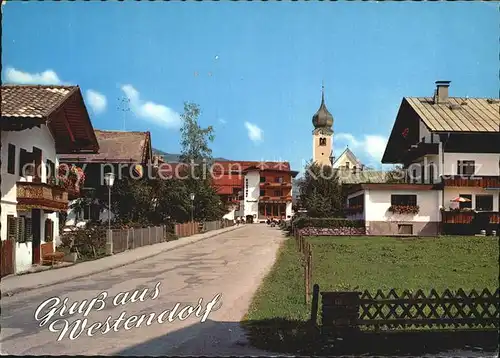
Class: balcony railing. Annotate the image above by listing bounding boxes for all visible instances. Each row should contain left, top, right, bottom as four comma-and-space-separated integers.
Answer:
441, 210, 499, 224
404, 142, 439, 162
259, 195, 293, 202
260, 182, 292, 188
441, 210, 474, 224
442, 176, 500, 188
17, 181, 69, 212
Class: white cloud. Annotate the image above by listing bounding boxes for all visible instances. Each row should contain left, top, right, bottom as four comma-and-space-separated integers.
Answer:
4, 67, 62, 85
335, 132, 387, 162
121, 84, 181, 128
244, 122, 263, 143
218, 118, 227, 124
86, 89, 107, 114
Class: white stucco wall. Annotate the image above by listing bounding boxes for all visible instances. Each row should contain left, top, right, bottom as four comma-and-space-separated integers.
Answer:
65, 199, 115, 228
244, 171, 259, 218
223, 207, 236, 221
406, 152, 499, 184
365, 189, 440, 223
442, 153, 499, 176
1, 125, 59, 273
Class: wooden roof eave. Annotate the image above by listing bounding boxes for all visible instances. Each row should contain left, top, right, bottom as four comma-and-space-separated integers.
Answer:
0, 115, 47, 131
50, 89, 99, 154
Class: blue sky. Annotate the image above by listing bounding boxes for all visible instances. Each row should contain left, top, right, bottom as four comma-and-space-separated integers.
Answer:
2, 1, 498, 172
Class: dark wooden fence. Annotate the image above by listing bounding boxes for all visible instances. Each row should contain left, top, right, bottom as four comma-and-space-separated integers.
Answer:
108, 225, 170, 254
1, 239, 15, 277
313, 286, 500, 338
294, 229, 313, 304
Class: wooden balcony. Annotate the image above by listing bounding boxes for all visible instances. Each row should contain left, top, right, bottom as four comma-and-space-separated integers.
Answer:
442, 176, 500, 188
16, 181, 69, 212
441, 210, 499, 224
404, 142, 439, 163
260, 182, 292, 188
441, 211, 474, 224
259, 195, 293, 203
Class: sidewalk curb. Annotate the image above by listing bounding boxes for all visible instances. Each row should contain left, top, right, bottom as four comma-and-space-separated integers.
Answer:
3, 225, 244, 296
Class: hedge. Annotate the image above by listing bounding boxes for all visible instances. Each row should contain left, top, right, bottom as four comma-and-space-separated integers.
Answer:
292, 217, 365, 229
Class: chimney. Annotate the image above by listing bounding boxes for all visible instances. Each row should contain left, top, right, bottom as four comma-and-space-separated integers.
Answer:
434, 80, 451, 104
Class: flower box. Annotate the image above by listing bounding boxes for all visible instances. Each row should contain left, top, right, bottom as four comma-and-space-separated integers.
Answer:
388, 205, 420, 215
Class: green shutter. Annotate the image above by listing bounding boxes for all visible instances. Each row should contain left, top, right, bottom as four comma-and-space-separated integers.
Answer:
17, 217, 26, 243
25, 218, 33, 242
7, 215, 18, 241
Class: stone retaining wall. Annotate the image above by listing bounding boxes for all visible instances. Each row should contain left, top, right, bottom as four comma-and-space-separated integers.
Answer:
299, 226, 366, 236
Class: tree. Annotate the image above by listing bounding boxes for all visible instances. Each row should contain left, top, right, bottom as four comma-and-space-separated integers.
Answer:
179, 102, 215, 163
177, 101, 226, 222
386, 165, 406, 183
298, 161, 344, 217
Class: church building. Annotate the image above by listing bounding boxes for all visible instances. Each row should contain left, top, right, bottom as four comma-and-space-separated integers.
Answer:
311, 85, 335, 166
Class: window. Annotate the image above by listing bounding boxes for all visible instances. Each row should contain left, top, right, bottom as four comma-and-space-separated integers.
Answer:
429, 163, 435, 184
10, 216, 31, 243
319, 138, 326, 146
7, 144, 16, 174
391, 194, 417, 206
274, 190, 282, 197
274, 176, 283, 183
345, 162, 350, 169
45, 219, 54, 242
260, 176, 266, 183
348, 194, 363, 208
457, 160, 475, 176
420, 165, 425, 184
412, 169, 417, 184
476, 195, 493, 211
19, 149, 34, 177
458, 194, 472, 209
46, 159, 55, 181
260, 190, 265, 196
398, 224, 413, 235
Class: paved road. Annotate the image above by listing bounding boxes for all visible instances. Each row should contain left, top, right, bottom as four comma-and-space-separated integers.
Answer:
0, 224, 285, 356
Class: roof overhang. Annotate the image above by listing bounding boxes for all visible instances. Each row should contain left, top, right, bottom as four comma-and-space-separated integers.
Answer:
381, 98, 420, 164
1, 87, 99, 154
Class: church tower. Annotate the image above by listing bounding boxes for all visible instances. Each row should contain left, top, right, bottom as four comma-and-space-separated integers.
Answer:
312, 84, 334, 166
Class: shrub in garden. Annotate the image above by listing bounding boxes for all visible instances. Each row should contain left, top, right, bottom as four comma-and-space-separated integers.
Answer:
59, 222, 107, 260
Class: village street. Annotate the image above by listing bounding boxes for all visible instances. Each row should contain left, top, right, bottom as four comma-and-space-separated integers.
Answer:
0, 225, 284, 356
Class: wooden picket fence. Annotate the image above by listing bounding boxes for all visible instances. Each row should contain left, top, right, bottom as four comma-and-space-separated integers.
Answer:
174, 222, 200, 238
108, 225, 170, 254
313, 286, 500, 338
294, 229, 313, 304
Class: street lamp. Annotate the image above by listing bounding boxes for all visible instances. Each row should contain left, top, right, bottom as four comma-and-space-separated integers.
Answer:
190, 193, 195, 222
104, 172, 115, 231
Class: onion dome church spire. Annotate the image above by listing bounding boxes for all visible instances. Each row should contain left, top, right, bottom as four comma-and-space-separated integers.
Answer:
312, 84, 334, 129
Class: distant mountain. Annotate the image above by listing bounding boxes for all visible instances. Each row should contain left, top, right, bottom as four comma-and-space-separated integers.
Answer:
152, 148, 229, 162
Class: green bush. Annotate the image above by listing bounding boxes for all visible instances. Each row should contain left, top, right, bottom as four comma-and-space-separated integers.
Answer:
59, 223, 107, 260
293, 217, 364, 229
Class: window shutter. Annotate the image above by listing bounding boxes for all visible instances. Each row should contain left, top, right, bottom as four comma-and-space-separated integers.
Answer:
17, 217, 26, 243
7, 215, 18, 241
25, 218, 33, 242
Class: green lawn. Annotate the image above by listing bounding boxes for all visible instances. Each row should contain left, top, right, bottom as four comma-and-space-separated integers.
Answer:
243, 235, 499, 353
309, 235, 499, 292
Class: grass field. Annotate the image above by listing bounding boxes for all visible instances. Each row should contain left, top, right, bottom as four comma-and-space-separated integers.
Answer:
243, 235, 499, 353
